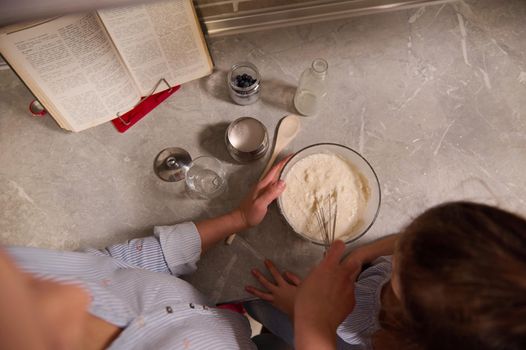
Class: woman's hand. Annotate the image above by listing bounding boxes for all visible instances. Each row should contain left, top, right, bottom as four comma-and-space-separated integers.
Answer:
235, 156, 291, 228
196, 156, 291, 252
294, 240, 361, 350
245, 259, 302, 318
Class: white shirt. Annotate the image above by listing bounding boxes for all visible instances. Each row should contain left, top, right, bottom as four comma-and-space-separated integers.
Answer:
7, 222, 256, 350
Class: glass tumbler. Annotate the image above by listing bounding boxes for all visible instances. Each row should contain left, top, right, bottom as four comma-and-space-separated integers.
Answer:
185, 156, 227, 199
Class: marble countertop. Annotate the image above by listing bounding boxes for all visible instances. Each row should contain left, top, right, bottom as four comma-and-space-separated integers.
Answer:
1, 0, 525, 303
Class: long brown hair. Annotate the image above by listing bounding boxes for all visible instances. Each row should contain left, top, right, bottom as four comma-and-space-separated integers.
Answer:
380, 202, 526, 350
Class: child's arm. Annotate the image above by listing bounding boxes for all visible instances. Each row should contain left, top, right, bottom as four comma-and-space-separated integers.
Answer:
294, 241, 361, 350
349, 233, 400, 267
295, 324, 336, 350
246, 234, 400, 317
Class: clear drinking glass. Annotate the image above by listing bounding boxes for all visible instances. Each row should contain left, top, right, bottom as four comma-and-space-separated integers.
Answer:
185, 156, 227, 199
293, 58, 328, 116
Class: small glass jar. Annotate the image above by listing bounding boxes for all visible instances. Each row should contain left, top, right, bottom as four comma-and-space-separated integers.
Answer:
293, 58, 328, 116
227, 62, 261, 105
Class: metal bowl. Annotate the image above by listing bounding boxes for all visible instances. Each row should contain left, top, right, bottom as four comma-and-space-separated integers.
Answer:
277, 143, 381, 245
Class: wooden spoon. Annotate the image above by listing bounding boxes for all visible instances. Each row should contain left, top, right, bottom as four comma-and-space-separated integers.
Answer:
226, 114, 301, 245
259, 114, 301, 180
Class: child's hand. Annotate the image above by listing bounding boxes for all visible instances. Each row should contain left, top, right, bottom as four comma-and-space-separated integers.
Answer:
294, 241, 361, 349
245, 259, 302, 318
235, 156, 291, 228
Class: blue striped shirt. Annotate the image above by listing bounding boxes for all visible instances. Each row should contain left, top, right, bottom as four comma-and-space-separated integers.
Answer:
7, 222, 256, 350
337, 256, 392, 349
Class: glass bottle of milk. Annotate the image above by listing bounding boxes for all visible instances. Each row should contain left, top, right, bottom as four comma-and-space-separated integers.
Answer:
293, 58, 328, 116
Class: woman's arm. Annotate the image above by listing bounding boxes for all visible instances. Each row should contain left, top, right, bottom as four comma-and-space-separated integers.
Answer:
194, 210, 248, 253
196, 156, 290, 253
85, 157, 290, 275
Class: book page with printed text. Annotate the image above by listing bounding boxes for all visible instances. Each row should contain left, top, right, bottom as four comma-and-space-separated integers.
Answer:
0, 14, 141, 131
98, 0, 213, 96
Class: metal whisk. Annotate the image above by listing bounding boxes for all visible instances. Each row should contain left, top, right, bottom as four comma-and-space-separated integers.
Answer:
314, 193, 338, 250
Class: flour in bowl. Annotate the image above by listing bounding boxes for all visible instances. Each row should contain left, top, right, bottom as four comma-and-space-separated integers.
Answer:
280, 153, 370, 243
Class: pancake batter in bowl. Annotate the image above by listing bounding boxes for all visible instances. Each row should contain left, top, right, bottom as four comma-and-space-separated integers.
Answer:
281, 153, 370, 243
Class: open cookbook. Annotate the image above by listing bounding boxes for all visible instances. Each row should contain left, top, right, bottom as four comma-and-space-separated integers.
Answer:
0, 0, 213, 132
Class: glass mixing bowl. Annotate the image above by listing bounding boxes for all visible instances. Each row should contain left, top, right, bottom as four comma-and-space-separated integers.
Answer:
277, 143, 381, 245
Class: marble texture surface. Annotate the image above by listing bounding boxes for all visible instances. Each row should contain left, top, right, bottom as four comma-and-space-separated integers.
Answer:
1, 0, 525, 303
